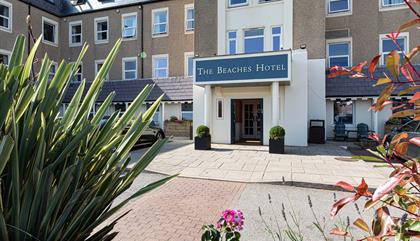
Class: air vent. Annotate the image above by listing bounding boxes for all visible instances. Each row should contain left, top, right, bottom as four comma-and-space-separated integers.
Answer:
325, 29, 350, 39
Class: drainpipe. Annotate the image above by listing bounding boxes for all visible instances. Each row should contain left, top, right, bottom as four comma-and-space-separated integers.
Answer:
140, 4, 144, 79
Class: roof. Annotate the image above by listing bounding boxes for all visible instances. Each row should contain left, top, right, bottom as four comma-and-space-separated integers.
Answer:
63, 77, 193, 103
326, 65, 419, 98
20, 0, 166, 17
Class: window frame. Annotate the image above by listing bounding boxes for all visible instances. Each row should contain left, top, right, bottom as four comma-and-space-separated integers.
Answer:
94, 16, 109, 44
68, 20, 82, 47
227, 30, 237, 55
228, 0, 248, 8
181, 102, 193, 121
184, 52, 194, 77
326, 38, 352, 67
42, 17, 58, 46
379, 0, 407, 11
122, 57, 138, 80
152, 8, 169, 37
379, 32, 409, 65
326, 0, 352, 16
0, 48, 11, 66
121, 12, 137, 40
243, 28, 265, 54
0, 0, 12, 33
271, 26, 282, 51
184, 4, 194, 33
216, 98, 224, 120
152, 54, 169, 79
95, 59, 109, 81
72, 62, 83, 82
333, 99, 355, 126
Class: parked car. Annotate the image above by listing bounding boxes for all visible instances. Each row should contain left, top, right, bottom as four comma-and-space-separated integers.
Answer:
100, 116, 165, 146
385, 120, 419, 161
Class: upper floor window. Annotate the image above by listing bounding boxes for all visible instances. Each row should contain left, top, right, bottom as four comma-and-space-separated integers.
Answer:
94, 17, 109, 44
244, 28, 264, 54
0, 49, 10, 66
0, 0, 12, 32
328, 0, 350, 14
73, 63, 83, 82
122, 57, 137, 80
122, 13, 137, 40
95, 59, 109, 81
327, 39, 351, 67
153, 54, 169, 78
380, 33, 408, 65
229, 0, 248, 7
42, 17, 58, 46
69, 20, 82, 47
152, 8, 168, 36
272, 26, 282, 51
185, 4, 194, 33
227, 31, 237, 55
185, 52, 194, 77
49, 62, 58, 81
381, 0, 405, 8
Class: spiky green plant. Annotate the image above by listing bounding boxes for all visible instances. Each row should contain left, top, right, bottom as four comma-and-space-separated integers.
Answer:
0, 35, 175, 241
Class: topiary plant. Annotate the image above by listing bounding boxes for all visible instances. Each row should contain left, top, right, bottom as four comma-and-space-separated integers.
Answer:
196, 125, 210, 138
269, 126, 285, 140
0, 35, 175, 241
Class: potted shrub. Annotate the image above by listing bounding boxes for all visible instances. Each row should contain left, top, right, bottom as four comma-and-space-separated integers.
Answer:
195, 125, 211, 150
269, 126, 285, 154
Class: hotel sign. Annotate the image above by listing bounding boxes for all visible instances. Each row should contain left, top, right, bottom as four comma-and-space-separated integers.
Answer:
194, 52, 291, 85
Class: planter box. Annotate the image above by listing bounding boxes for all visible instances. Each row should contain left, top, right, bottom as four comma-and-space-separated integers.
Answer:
195, 136, 211, 150
269, 138, 284, 154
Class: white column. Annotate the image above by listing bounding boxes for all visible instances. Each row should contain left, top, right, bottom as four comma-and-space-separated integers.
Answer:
372, 97, 379, 133
161, 102, 165, 130
204, 85, 212, 127
272, 81, 280, 126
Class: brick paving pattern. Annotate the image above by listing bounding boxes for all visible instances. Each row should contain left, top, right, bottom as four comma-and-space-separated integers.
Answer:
111, 177, 245, 241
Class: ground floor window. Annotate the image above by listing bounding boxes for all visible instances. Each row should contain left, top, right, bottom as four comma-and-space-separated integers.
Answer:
181, 103, 193, 121
216, 99, 223, 119
333, 100, 354, 124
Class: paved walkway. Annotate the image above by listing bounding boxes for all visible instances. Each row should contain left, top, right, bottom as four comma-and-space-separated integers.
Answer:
130, 140, 390, 188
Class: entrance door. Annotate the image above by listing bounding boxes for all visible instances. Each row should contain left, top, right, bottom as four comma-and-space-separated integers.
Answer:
242, 100, 262, 139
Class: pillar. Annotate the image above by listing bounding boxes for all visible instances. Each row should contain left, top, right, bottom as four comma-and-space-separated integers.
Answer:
161, 102, 165, 130
372, 97, 379, 133
272, 81, 280, 126
204, 85, 212, 127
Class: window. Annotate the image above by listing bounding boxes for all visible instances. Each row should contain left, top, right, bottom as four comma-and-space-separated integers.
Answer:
95, 17, 109, 44
333, 100, 354, 125
0, 49, 10, 65
0, 0, 12, 32
95, 59, 109, 81
181, 103, 193, 121
380, 33, 408, 65
49, 62, 58, 81
122, 57, 137, 80
122, 13, 137, 40
69, 20, 82, 47
152, 8, 168, 36
216, 99, 223, 119
152, 54, 168, 78
381, 0, 405, 8
229, 0, 248, 7
185, 4, 194, 32
272, 26, 282, 51
73, 63, 83, 82
327, 39, 351, 67
185, 52, 194, 77
328, 0, 350, 14
244, 28, 264, 54
227, 31, 237, 55
42, 17, 58, 46
146, 103, 161, 127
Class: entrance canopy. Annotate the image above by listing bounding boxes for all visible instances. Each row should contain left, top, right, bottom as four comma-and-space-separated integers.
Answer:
194, 51, 291, 86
